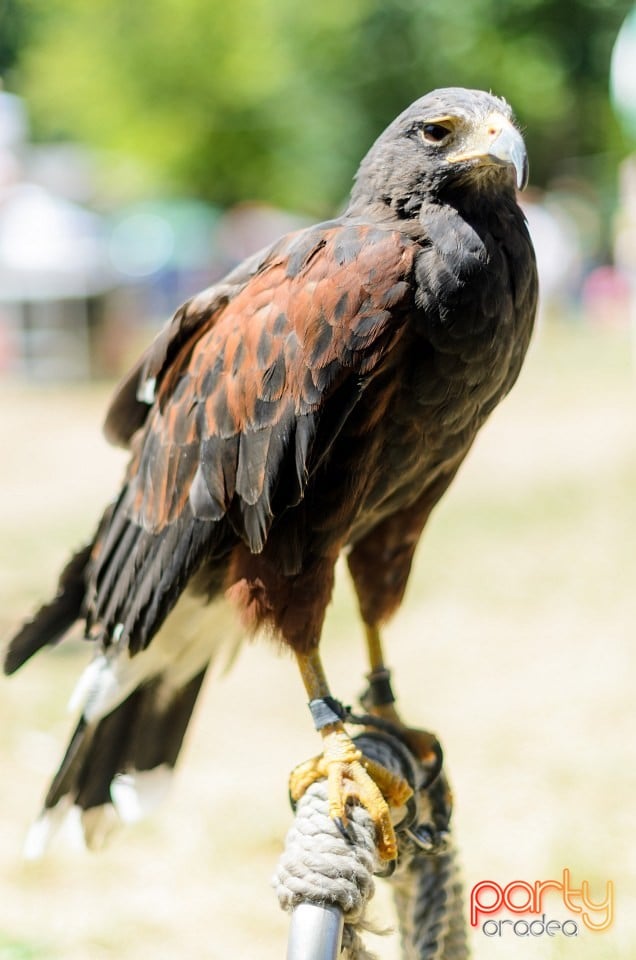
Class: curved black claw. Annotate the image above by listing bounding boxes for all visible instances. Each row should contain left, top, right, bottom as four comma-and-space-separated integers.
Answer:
374, 856, 397, 878
334, 816, 356, 845
420, 737, 444, 789
404, 823, 450, 855
394, 790, 418, 833
334, 814, 397, 876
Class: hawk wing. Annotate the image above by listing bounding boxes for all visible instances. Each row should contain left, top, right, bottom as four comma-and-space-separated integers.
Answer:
108, 222, 416, 555
69, 221, 418, 656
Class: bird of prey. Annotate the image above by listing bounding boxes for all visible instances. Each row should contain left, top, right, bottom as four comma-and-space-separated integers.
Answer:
5, 87, 537, 861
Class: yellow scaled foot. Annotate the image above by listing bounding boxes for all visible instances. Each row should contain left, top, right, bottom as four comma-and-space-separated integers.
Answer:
289, 723, 413, 861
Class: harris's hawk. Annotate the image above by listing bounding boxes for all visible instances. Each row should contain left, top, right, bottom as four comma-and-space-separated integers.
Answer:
5, 88, 537, 860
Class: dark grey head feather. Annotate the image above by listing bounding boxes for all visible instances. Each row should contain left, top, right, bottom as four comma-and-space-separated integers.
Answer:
348, 87, 520, 217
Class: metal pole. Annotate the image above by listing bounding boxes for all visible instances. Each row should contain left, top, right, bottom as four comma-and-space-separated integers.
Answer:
286, 902, 344, 960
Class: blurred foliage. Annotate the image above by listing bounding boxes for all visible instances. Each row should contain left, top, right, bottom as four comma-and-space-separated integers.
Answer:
0, 0, 32, 78
0, 0, 633, 213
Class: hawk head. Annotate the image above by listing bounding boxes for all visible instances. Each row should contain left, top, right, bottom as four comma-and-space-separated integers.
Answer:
349, 87, 529, 217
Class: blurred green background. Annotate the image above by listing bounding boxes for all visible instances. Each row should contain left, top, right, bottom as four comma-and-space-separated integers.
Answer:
2, 0, 636, 382
0, 0, 632, 212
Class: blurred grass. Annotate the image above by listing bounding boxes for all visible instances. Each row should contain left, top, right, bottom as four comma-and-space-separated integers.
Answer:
0, 938, 54, 960
0, 320, 634, 958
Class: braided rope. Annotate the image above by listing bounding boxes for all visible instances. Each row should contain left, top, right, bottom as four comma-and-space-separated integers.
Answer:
273, 732, 470, 959
392, 843, 469, 959
272, 778, 380, 959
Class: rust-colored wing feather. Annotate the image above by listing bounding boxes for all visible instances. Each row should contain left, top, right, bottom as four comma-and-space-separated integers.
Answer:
103, 244, 272, 449
120, 223, 416, 555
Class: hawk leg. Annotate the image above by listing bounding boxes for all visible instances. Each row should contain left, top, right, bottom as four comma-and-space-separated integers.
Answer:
289, 650, 412, 861
345, 484, 454, 766
362, 624, 441, 770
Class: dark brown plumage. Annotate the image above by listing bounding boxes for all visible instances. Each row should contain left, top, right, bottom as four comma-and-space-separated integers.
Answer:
5, 87, 537, 855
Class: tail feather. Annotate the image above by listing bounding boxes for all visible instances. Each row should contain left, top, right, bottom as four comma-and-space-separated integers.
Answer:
27, 665, 209, 857
4, 544, 93, 675
127, 669, 207, 771
6, 492, 241, 858
62, 696, 141, 812
44, 716, 94, 809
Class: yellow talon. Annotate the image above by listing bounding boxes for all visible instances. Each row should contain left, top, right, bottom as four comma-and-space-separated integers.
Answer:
289, 723, 413, 861
290, 651, 413, 860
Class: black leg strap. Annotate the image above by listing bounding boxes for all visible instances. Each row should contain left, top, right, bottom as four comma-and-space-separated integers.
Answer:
364, 667, 396, 707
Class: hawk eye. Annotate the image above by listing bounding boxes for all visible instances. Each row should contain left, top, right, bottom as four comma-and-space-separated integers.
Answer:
421, 122, 452, 144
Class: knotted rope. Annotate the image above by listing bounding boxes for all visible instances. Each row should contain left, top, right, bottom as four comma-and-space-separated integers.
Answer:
272, 731, 469, 959
392, 838, 468, 959
273, 778, 380, 959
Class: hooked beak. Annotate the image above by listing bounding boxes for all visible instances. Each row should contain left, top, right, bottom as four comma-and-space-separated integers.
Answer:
448, 115, 529, 191
489, 124, 529, 190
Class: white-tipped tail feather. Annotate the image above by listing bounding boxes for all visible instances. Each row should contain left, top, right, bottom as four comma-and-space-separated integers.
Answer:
69, 593, 241, 723
26, 594, 242, 858
111, 765, 173, 824
23, 799, 89, 859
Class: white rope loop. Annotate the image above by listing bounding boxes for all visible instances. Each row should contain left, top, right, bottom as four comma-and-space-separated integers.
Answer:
273, 779, 378, 921
274, 731, 469, 959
